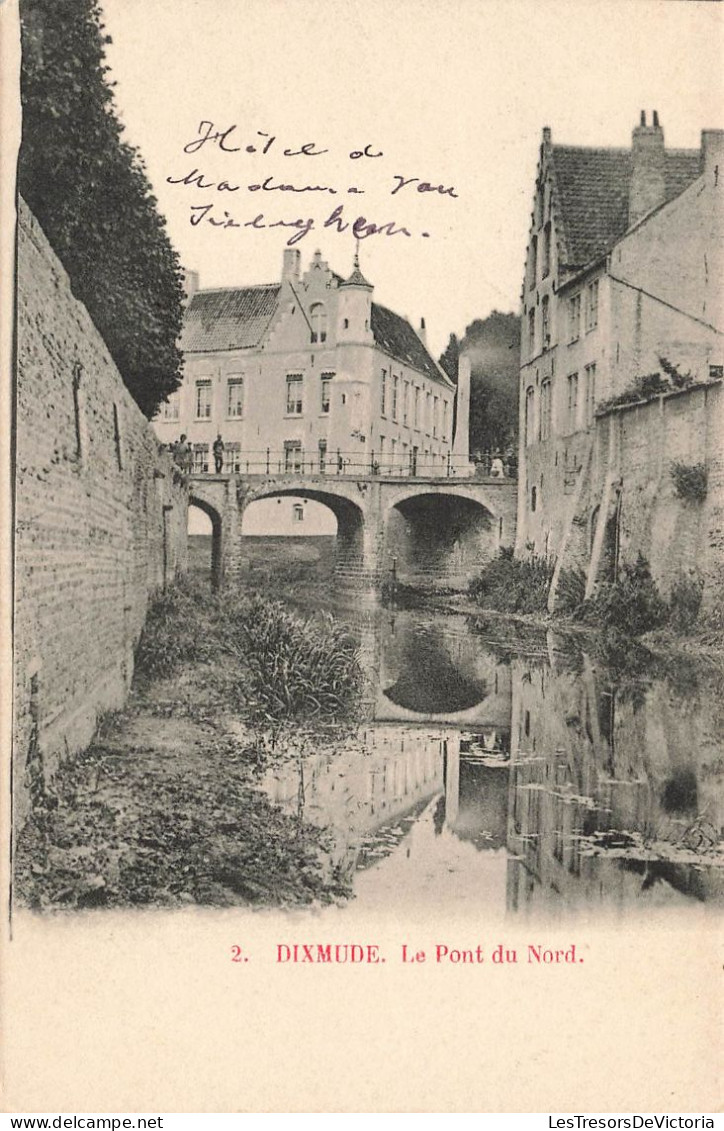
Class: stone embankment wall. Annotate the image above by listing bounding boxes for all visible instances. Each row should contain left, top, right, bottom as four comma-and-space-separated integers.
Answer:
549, 379, 723, 615
14, 199, 188, 823
607, 381, 722, 612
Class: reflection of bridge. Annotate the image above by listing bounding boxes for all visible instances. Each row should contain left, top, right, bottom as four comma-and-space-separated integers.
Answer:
188, 470, 517, 588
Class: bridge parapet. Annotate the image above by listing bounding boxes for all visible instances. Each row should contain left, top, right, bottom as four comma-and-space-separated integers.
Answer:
186, 470, 518, 588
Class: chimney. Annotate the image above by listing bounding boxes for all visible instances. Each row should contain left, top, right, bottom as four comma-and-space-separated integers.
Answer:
629, 110, 666, 228
418, 317, 427, 346
182, 269, 199, 302
282, 247, 301, 283
701, 129, 724, 185
452, 353, 471, 462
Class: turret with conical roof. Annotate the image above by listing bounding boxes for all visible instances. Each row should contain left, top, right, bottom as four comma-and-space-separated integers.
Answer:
340, 250, 373, 290
337, 249, 374, 344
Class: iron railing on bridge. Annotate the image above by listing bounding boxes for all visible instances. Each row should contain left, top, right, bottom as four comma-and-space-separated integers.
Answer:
171, 446, 518, 480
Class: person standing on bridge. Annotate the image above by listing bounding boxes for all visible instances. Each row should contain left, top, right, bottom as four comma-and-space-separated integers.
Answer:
213, 433, 225, 474
490, 452, 505, 478
174, 434, 193, 473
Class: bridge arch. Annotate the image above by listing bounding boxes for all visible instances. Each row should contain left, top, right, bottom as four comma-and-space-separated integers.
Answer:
384, 488, 499, 588
188, 495, 223, 589
239, 484, 367, 579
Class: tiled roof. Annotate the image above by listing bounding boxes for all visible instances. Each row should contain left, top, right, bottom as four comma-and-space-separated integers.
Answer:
341, 265, 373, 288
371, 303, 444, 383
180, 285, 281, 352
552, 145, 700, 268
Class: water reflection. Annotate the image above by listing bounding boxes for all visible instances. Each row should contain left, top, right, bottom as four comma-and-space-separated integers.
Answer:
260, 607, 724, 916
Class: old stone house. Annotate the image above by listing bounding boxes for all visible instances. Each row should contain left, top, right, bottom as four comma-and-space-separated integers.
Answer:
516, 113, 723, 610
153, 249, 460, 479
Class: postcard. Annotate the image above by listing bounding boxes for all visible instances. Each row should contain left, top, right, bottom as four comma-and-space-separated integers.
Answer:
2, 0, 722, 1115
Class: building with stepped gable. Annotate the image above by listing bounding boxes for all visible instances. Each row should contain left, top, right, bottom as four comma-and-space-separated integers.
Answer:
516, 112, 723, 613
154, 248, 462, 479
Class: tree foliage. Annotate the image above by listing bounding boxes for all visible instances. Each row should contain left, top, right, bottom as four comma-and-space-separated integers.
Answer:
19, 0, 184, 418
439, 332, 460, 383
440, 311, 520, 454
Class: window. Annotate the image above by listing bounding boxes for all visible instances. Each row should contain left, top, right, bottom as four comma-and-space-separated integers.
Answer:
195, 380, 212, 419
531, 485, 537, 512
318, 439, 327, 472
542, 222, 551, 278
310, 303, 327, 343
402, 380, 409, 426
568, 295, 581, 343
381, 369, 387, 416
391, 437, 398, 469
162, 393, 180, 421
529, 235, 537, 288
541, 295, 550, 348
320, 372, 333, 413
284, 439, 302, 472
585, 281, 599, 332
442, 401, 449, 441
432, 396, 439, 438
584, 363, 597, 424
528, 308, 536, 355
227, 377, 244, 418
709, 364, 723, 379
525, 386, 536, 446
392, 374, 399, 421
286, 374, 303, 415
567, 372, 579, 430
192, 443, 209, 473
414, 387, 420, 429
540, 379, 552, 441
224, 442, 242, 473
292, 503, 305, 522
426, 391, 432, 434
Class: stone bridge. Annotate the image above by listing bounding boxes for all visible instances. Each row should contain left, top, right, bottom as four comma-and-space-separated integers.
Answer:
188, 471, 518, 589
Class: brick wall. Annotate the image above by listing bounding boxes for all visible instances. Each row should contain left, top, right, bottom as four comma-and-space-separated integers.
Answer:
13, 199, 188, 823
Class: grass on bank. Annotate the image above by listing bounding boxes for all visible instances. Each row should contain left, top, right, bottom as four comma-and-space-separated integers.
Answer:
469, 549, 711, 640
16, 576, 361, 911
135, 575, 362, 723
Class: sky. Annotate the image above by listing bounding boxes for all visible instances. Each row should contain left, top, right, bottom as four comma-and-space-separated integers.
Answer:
100, 0, 723, 360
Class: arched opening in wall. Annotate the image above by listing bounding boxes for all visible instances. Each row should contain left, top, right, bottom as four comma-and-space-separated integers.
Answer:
240, 491, 361, 583
188, 498, 222, 589
387, 492, 495, 588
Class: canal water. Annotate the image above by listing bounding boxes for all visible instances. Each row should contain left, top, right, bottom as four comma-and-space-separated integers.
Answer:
260, 600, 724, 917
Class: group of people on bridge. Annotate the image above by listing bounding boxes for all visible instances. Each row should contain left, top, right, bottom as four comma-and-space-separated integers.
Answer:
164, 434, 227, 475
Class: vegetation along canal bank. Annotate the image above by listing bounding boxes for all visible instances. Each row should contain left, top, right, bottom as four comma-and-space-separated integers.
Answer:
14, 577, 363, 911
15, 541, 724, 914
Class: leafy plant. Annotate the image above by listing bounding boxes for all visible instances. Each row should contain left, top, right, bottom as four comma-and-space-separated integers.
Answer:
577, 554, 668, 636
222, 594, 362, 722
669, 574, 704, 633
134, 578, 362, 722
469, 550, 553, 614
659, 356, 693, 389
671, 462, 708, 503
555, 566, 587, 614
